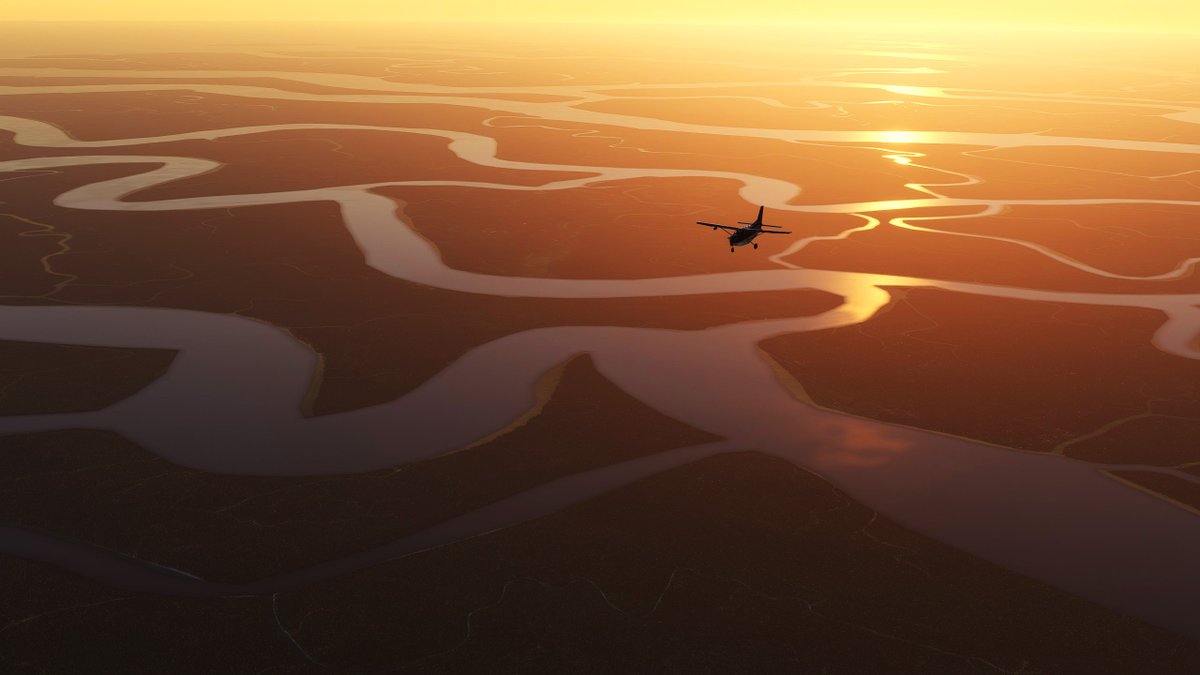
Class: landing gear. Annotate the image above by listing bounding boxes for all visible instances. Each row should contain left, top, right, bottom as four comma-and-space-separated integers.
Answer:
730, 247, 735, 253
753, 243, 758, 250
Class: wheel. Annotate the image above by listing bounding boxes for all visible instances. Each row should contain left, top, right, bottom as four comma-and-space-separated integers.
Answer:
730, 247, 735, 253
753, 243, 758, 250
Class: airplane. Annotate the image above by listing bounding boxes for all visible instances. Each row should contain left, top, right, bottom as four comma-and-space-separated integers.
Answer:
696, 205, 792, 252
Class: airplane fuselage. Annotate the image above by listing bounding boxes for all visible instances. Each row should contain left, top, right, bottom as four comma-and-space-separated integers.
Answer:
729, 227, 761, 247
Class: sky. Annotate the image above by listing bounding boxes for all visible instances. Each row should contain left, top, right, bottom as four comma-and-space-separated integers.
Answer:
2, 0, 1196, 33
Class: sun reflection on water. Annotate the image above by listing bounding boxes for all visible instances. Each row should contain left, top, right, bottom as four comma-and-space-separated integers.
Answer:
876, 130, 925, 144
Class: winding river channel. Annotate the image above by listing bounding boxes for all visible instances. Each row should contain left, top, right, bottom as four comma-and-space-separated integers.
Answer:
2, 46, 1200, 637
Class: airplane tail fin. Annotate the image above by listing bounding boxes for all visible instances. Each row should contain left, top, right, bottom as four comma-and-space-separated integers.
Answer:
738, 206, 770, 228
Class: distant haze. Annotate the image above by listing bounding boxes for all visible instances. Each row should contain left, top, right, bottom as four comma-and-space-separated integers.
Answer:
4, 0, 1197, 33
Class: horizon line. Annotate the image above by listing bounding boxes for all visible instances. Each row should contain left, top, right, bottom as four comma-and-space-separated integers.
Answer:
1, 19, 1197, 36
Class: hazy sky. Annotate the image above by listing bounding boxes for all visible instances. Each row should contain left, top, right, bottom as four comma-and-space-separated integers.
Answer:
3, 0, 1195, 32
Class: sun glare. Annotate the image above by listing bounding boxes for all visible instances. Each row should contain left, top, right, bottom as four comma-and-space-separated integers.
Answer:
877, 131, 923, 144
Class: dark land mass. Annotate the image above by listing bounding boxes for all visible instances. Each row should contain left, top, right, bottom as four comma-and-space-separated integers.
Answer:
0, 339, 174, 416
1071, 416, 1200, 466
4, 451, 1199, 673
1107, 470, 1200, 516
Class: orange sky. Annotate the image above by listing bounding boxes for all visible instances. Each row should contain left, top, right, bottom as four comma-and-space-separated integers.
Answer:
3, 0, 1197, 33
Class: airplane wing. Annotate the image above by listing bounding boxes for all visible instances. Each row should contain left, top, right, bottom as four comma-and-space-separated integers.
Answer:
696, 221, 739, 232
756, 230, 793, 234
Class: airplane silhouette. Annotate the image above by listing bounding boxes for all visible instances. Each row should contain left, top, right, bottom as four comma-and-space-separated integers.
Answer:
697, 206, 792, 252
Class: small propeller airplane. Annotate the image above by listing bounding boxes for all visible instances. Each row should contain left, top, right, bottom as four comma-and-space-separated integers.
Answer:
697, 205, 792, 252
